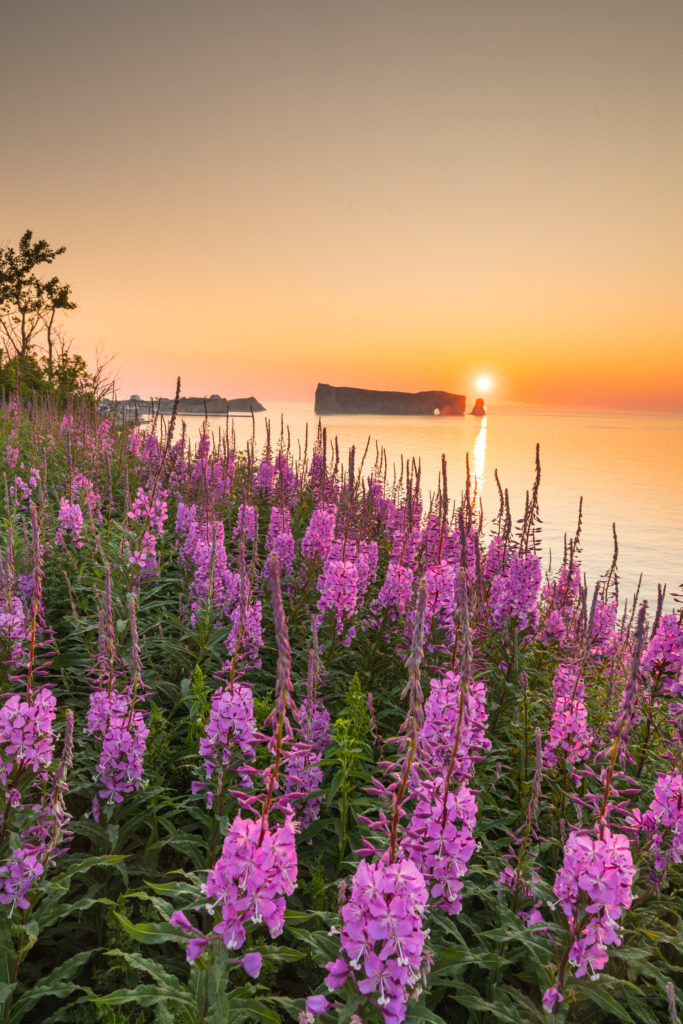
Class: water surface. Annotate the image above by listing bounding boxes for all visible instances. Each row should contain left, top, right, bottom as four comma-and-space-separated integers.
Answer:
173, 402, 683, 610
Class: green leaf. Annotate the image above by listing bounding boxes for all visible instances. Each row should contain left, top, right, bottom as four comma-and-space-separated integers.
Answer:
94, 983, 194, 1009
111, 910, 187, 946
225, 997, 281, 1024
8, 949, 94, 1023
405, 1003, 448, 1023
579, 982, 636, 1023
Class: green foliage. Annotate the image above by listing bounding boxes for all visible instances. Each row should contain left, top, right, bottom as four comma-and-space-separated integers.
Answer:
1, 397, 681, 1024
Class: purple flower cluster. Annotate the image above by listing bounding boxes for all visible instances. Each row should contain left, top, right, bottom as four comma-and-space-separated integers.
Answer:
316, 559, 359, 644
326, 857, 428, 1024
0, 709, 74, 917
0, 846, 44, 916
71, 470, 101, 518
196, 682, 257, 801
234, 504, 258, 541
589, 599, 618, 655
490, 551, 542, 632
265, 507, 295, 577
354, 539, 379, 599
126, 486, 169, 575
283, 698, 330, 828
87, 689, 149, 805
423, 561, 456, 640
403, 781, 478, 915
552, 828, 635, 980
631, 771, 683, 871
418, 671, 489, 779
0, 688, 56, 784
0, 595, 26, 656
301, 506, 336, 562
255, 458, 275, 495
56, 497, 84, 548
225, 598, 263, 672
374, 563, 414, 621
483, 535, 507, 580
128, 486, 168, 533
641, 613, 683, 691
544, 664, 593, 768
203, 812, 298, 951
10, 467, 41, 506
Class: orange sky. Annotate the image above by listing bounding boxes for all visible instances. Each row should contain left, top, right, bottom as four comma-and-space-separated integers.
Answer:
2, 1, 682, 410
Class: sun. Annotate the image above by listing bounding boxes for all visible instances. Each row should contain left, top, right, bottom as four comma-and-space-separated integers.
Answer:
476, 376, 492, 392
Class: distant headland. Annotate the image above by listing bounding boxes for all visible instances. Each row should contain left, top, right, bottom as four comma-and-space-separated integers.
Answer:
102, 394, 266, 415
314, 383, 466, 416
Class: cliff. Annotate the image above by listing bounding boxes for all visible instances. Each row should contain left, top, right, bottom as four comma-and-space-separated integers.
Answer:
174, 396, 265, 414
314, 383, 466, 416
107, 395, 265, 415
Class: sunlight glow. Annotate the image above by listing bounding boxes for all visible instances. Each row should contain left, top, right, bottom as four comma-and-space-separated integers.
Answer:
477, 376, 492, 392
471, 416, 488, 503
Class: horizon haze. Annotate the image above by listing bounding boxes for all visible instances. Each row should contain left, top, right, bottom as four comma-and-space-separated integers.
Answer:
2, 1, 682, 412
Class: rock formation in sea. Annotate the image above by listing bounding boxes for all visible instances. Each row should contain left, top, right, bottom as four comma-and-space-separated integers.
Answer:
470, 398, 486, 416
314, 383, 466, 416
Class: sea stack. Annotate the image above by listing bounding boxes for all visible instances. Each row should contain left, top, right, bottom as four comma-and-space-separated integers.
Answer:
471, 398, 486, 416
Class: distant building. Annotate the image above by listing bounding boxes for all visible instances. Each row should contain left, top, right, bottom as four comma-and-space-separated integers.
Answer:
209, 394, 221, 400
130, 394, 141, 402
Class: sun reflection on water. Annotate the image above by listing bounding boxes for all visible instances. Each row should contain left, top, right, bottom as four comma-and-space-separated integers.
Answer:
471, 416, 487, 502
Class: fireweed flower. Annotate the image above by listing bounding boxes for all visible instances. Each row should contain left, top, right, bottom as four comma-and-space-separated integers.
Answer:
418, 670, 490, 779
490, 551, 542, 632
588, 599, 618, 656
203, 812, 298, 952
0, 845, 44, 915
124, 486, 169, 576
0, 596, 26, 658
483, 534, 508, 580
421, 561, 457, 643
274, 452, 297, 504
402, 780, 478, 915
301, 506, 336, 562
632, 771, 683, 871
282, 743, 324, 828
71, 470, 102, 519
225, 599, 263, 673
282, 694, 331, 828
316, 558, 359, 644
539, 561, 582, 645
88, 689, 149, 804
56, 497, 84, 548
262, 507, 295, 578
196, 681, 257, 798
544, 666, 593, 769
127, 431, 143, 456
329, 857, 428, 1024
255, 458, 275, 495
128, 486, 168, 533
373, 563, 414, 624
642, 613, 683, 693
233, 504, 258, 542
552, 827, 635, 980
354, 540, 379, 599
0, 688, 56, 784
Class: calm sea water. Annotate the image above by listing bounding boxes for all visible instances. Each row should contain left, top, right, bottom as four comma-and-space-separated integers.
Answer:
177, 402, 683, 611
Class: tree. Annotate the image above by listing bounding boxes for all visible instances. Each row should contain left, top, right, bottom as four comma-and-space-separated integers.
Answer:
0, 230, 76, 377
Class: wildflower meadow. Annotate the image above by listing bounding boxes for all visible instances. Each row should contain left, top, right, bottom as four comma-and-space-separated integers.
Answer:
0, 390, 681, 1024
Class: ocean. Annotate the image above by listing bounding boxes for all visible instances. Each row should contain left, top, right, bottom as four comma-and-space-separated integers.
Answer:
172, 401, 683, 611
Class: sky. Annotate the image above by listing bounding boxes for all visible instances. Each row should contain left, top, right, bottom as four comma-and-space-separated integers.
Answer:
2, 0, 682, 410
